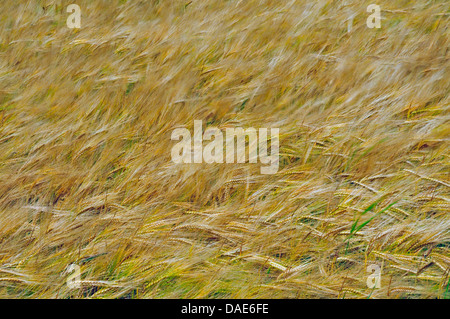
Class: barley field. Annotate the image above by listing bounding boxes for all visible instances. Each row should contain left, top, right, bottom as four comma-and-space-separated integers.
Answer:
0, 0, 449, 299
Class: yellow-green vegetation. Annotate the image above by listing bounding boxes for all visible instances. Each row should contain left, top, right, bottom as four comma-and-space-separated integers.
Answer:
0, 0, 448, 298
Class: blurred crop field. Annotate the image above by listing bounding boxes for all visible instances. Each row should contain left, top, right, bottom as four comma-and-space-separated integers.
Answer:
0, 0, 449, 298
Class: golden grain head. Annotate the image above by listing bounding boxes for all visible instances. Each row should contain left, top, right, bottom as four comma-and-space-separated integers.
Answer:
0, 0, 448, 299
